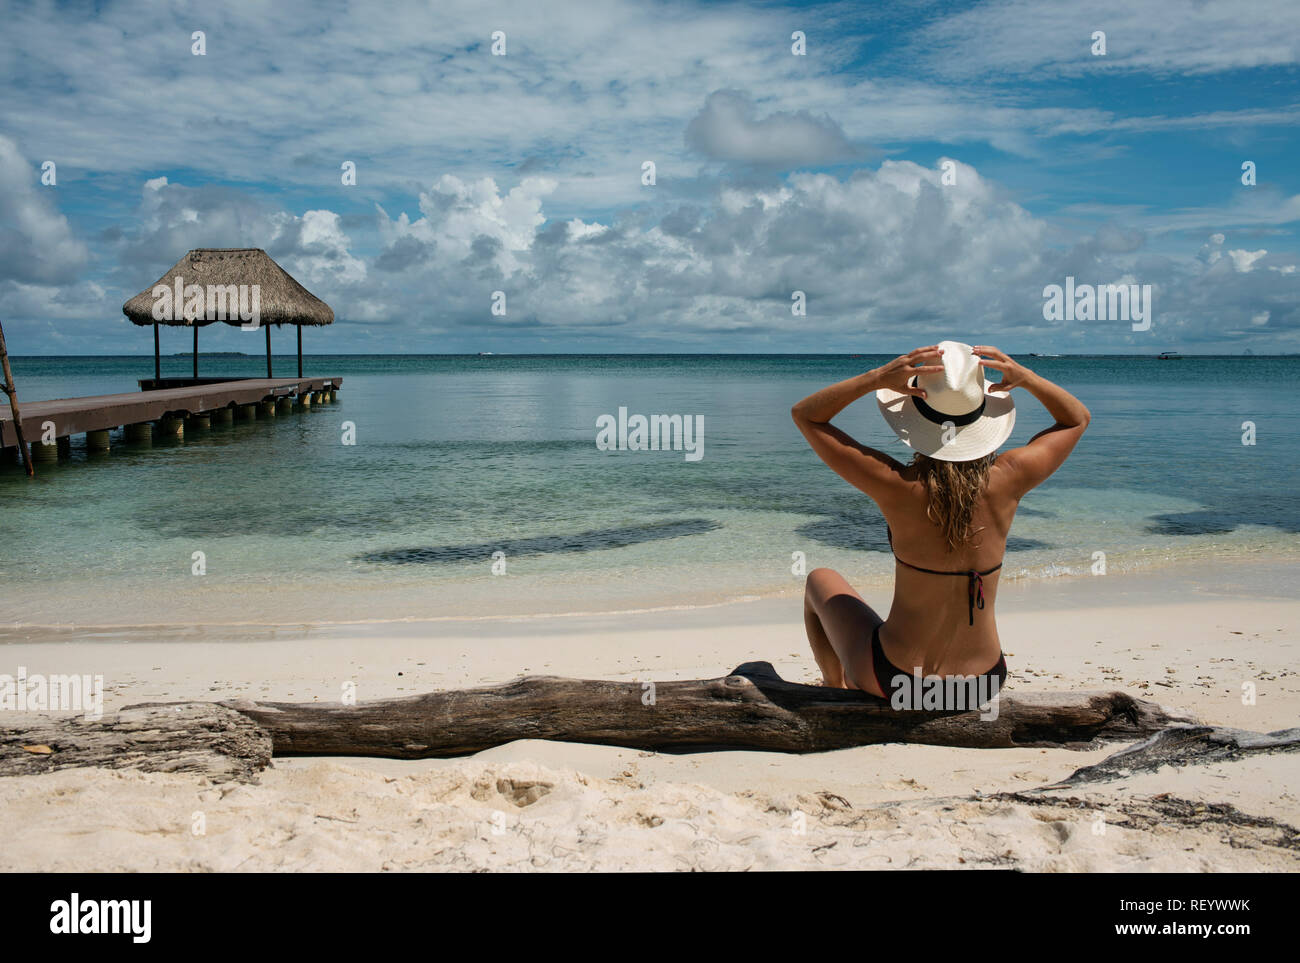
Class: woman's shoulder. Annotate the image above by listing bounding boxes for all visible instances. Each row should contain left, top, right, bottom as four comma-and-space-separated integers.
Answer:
984, 456, 1026, 502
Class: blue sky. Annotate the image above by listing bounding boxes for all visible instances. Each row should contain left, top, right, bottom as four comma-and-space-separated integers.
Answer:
1, 0, 1298, 354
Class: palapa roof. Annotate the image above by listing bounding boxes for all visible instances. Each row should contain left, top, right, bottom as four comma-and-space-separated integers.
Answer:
121, 248, 334, 327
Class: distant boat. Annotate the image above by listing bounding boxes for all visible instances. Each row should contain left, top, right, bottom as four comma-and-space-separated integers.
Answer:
1157, 351, 1181, 360
1028, 352, 1060, 358
477, 352, 495, 356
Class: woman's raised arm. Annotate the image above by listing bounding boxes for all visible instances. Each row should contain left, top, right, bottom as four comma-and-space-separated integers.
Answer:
791, 346, 944, 498
973, 345, 1090, 497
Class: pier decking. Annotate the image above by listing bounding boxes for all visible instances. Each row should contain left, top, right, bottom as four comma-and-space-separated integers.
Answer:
0, 376, 341, 451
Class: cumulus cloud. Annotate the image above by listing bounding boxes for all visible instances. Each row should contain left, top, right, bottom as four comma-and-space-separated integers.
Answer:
115, 177, 281, 271
685, 90, 860, 167
355, 158, 1051, 344
105, 177, 365, 299
270, 209, 367, 287
377, 175, 556, 280
1228, 248, 1267, 272
0, 135, 89, 284
345, 157, 1299, 351
3, 151, 1298, 353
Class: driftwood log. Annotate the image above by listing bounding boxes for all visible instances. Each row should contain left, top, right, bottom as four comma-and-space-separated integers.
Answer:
0, 663, 1205, 780
1049, 724, 1300, 787
0, 703, 270, 782
219, 661, 1198, 758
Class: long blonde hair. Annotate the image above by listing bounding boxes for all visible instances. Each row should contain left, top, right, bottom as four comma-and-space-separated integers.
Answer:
910, 452, 996, 552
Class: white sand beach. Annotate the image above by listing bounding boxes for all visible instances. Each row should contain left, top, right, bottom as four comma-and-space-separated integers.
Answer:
1, 560, 1297, 872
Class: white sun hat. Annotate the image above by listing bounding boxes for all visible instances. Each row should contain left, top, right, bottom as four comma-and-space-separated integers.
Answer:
875, 339, 1015, 462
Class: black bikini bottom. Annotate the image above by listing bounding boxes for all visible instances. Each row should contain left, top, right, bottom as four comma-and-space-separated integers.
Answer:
870, 624, 1008, 708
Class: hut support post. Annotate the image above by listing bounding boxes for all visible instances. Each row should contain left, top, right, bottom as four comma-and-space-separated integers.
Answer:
0, 320, 34, 477
153, 323, 160, 380
297, 325, 302, 378
265, 324, 272, 378
192, 326, 198, 379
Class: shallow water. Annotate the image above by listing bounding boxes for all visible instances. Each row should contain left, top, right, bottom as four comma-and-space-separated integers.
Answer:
2, 353, 1297, 625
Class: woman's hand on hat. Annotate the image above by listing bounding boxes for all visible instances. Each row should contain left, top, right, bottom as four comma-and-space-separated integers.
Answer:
973, 345, 1030, 392
873, 345, 945, 398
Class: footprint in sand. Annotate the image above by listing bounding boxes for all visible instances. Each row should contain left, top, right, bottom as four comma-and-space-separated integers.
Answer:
883, 778, 926, 792
1012, 771, 1048, 782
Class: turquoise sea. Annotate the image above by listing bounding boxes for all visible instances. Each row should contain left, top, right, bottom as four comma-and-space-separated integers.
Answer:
1, 354, 1297, 627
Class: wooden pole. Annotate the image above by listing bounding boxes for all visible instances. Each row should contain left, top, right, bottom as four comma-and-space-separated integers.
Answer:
192, 325, 198, 379
0, 320, 34, 476
266, 324, 273, 378
297, 325, 303, 377
153, 322, 160, 380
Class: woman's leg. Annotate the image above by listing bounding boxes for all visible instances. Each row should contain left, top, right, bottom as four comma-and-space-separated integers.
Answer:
804, 589, 846, 687
803, 568, 886, 696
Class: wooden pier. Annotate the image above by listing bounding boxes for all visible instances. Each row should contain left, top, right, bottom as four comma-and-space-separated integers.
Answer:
0, 376, 342, 459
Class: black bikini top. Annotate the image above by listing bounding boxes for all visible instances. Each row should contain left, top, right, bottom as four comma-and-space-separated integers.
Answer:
886, 525, 1003, 626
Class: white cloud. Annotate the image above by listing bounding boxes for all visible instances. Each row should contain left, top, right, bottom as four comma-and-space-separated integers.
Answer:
566, 218, 608, 241
359, 158, 1053, 342
6, 0, 1291, 200
274, 209, 367, 287
88, 177, 369, 321
379, 174, 557, 279
350, 156, 1300, 349
0, 135, 89, 284
684, 90, 860, 167
1228, 248, 1267, 272
4, 153, 1298, 352
910, 0, 1300, 78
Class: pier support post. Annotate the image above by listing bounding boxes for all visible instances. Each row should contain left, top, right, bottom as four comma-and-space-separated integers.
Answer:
57, 436, 71, 458
257, 400, 276, 418
298, 392, 312, 409
275, 397, 293, 415
186, 413, 211, 431
125, 422, 153, 445
30, 440, 59, 463
157, 415, 184, 439
329, 389, 338, 402
86, 429, 111, 452
236, 404, 258, 422
212, 407, 233, 426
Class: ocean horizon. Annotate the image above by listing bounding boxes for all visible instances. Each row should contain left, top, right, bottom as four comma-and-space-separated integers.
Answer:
8, 351, 1300, 358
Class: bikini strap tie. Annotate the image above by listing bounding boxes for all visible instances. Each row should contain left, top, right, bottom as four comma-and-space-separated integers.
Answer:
888, 524, 1001, 626
968, 571, 985, 626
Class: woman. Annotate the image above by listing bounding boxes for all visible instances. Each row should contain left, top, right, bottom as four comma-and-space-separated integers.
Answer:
791, 341, 1090, 699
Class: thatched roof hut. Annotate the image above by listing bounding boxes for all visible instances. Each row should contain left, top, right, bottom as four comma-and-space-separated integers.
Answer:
122, 249, 333, 381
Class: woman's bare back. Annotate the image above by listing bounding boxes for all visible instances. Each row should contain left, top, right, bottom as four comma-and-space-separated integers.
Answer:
877, 460, 1021, 677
